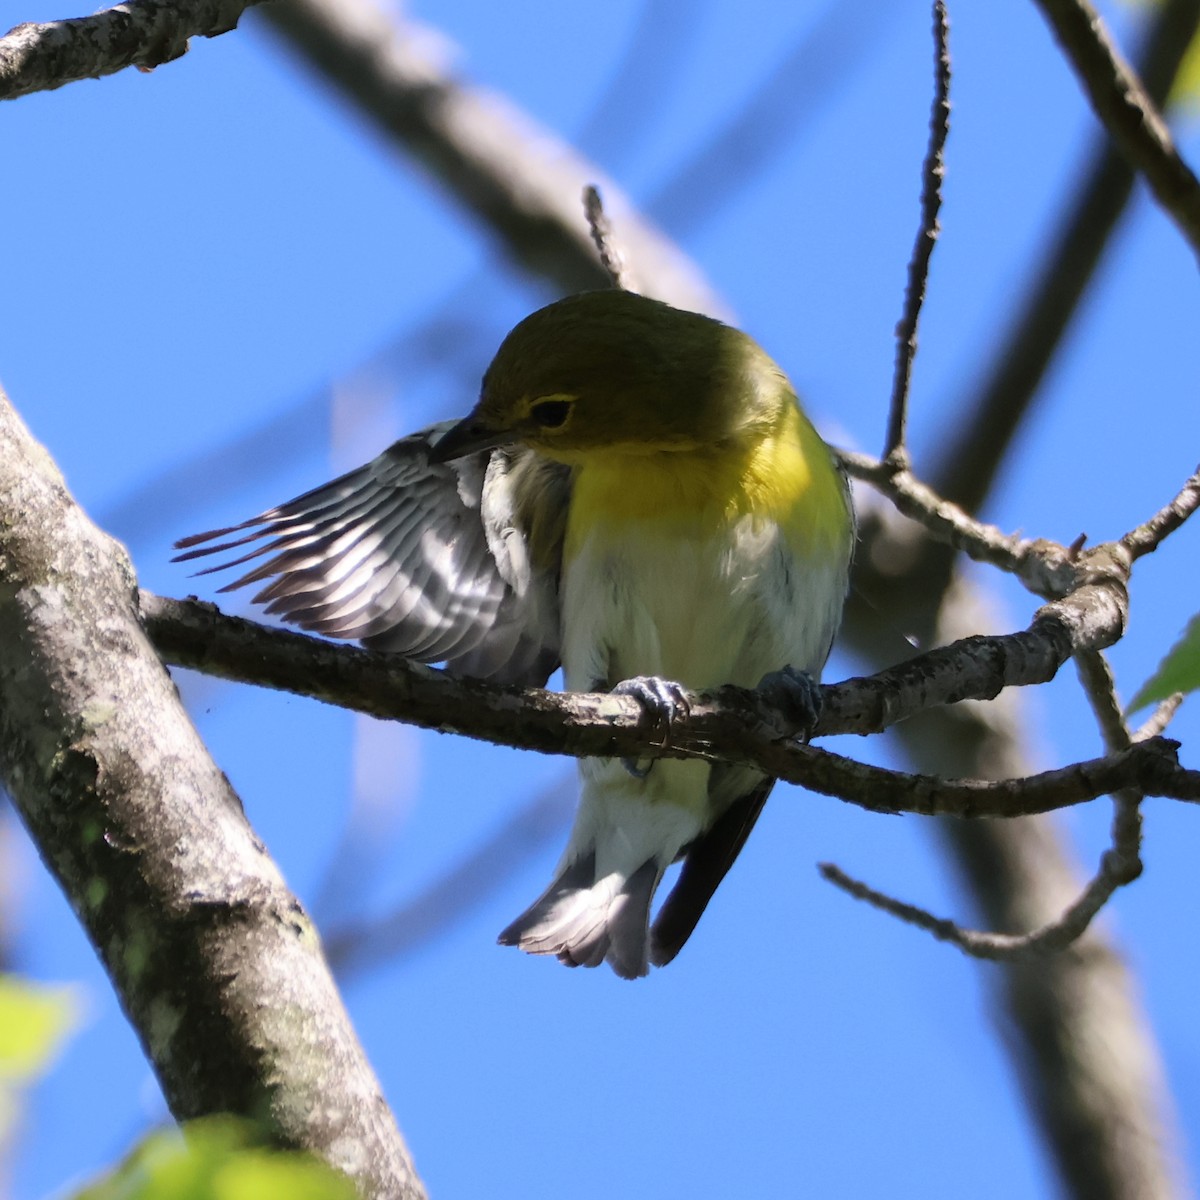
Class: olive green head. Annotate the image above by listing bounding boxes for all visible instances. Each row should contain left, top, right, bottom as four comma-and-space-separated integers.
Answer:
431, 290, 792, 464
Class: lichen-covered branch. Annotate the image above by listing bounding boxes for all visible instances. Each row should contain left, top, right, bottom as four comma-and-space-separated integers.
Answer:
1122, 463, 1200, 559
0, 388, 424, 1200
0, 0, 261, 100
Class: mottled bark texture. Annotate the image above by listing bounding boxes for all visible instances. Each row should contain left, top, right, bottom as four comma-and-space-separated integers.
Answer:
0, 389, 424, 1200
0, 0, 262, 99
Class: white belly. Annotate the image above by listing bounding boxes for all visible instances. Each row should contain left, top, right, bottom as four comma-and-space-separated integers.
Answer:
557, 509, 847, 873
560, 512, 841, 695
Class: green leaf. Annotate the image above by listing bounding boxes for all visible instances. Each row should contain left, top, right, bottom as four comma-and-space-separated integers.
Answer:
1123, 0, 1200, 110
73, 1116, 356, 1200
1174, 28, 1200, 109
1128, 612, 1200, 713
0, 975, 80, 1084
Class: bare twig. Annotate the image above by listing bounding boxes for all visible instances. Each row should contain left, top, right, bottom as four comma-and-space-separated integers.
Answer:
816, 645, 1145, 965
583, 186, 629, 289
790, 737, 1194, 817
1031, 0, 1200, 261
1073, 648, 1145, 915
1133, 694, 1185, 742
1075, 649, 1132, 753
883, 0, 950, 467
1121, 462, 1200, 559
839, 452, 1080, 596
827, 652, 1149, 965
0, 0, 259, 99
820, 838, 1139, 960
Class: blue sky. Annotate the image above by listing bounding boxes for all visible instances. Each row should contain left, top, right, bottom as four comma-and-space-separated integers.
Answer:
5, 0, 1200, 1196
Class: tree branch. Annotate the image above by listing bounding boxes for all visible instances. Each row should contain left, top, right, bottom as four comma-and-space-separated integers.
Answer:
1121, 462, 1200, 559
883, 0, 950, 466
0, 388, 424, 1200
840, 451, 1080, 595
583, 185, 629, 290
135, 567, 1200, 825
140, 563, 1131, 776
821, 838, 1138, 960
0, 0, 260, 99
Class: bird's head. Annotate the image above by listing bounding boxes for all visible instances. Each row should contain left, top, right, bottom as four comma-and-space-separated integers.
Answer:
430, 291, 790, 465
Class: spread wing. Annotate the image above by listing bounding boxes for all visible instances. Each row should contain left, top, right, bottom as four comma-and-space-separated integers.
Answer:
173, 424, 565, 687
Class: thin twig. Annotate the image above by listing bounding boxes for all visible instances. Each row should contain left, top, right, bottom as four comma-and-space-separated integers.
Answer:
820, 850, 1137, 961
839, 451, 1079, 597
1075, 649, 1131, 753
1133, 694, 1184, 742
1073, 648, 1145, 914
814, 644, 1155, 962
583, 185, 628, 289
790, 738, 1195, 818
1121, 462, 1200, 558
884, 0, 950, 467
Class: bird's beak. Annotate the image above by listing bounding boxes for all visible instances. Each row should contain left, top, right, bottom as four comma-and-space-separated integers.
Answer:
428, 414, 515, 463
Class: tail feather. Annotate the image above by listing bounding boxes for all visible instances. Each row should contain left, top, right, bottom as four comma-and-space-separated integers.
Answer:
649, 780, 773, 967
499, 856, 661, 980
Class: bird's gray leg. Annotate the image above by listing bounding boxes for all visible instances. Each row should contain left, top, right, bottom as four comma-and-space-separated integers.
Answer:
602, 676, 692, 778
756, 665, 822, 742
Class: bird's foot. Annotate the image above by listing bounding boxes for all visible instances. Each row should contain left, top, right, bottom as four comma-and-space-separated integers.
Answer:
611, 675, 691, 778
757, 666, 822, 742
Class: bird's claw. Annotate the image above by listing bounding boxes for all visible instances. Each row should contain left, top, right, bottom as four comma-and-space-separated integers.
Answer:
612, 675, 691, 777
757, 665, 822, 742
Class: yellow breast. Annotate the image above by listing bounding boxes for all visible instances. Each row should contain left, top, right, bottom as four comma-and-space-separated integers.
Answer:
564, 400, 848, 562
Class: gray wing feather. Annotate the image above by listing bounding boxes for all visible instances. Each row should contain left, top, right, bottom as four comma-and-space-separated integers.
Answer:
174, 424, 562, 687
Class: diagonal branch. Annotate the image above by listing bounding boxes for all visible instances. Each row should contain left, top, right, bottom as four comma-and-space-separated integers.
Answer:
1121, 462, 1200, 559
840, 451, 1080, 595
820, 829, 1144, 959
0, 390, 424, 1200
0, 0, 260, 99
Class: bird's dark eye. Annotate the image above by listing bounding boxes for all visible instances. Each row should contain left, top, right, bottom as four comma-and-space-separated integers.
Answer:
530, 398, 573, 429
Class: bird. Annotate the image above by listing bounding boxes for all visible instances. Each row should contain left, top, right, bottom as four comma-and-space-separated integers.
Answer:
175, 289, 855, 979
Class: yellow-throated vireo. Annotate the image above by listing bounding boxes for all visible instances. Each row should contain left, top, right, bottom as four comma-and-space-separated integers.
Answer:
176, 289, 855, 979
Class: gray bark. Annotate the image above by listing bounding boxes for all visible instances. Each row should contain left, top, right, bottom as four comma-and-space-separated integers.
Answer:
0, 387, 424, 1200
